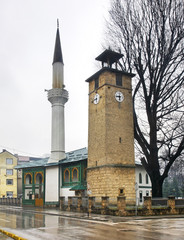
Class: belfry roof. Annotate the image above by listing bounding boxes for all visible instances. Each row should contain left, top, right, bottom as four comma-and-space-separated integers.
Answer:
95, 49, 123, 65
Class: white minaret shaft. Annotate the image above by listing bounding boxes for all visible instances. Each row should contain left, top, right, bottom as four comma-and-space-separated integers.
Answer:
53, 62, 64, 88
47, 25, 68, 163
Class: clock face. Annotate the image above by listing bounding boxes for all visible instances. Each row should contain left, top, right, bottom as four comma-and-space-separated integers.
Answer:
115, 91, 124, 102
93, 93, 100, 104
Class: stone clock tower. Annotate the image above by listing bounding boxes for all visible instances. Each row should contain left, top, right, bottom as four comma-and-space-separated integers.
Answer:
86, 50, 136, 200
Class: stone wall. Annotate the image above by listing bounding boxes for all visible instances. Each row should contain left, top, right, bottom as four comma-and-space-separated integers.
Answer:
60, 196, 184, 216
87, 167, 135, 200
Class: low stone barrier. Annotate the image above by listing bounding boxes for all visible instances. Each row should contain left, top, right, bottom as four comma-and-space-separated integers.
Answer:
59, 196, 184, 216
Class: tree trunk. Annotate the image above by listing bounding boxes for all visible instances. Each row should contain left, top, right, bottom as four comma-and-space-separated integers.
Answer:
151, 178, 164, 198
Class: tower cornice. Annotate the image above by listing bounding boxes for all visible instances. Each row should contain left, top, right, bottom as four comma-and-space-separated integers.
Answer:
85, 67, 135, 83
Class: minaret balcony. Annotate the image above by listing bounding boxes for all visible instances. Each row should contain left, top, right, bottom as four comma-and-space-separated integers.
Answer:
48, 88, 68, 105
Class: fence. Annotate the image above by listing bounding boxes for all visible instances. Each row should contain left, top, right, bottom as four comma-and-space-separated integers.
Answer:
0, 198, 22, 206
152, 198, 168, 206
60, 195, 184, 216
1, 195, 184, 217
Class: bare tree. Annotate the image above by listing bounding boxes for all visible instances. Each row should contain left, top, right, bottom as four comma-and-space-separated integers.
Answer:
106, 0, 184, 197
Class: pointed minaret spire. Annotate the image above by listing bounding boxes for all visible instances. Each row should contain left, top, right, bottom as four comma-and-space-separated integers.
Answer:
53, 19, 64, 65
52, 19, 64, 89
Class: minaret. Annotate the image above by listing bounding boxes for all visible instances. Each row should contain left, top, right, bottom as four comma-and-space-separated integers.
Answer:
45, 21, 68, 205
47, 20, 68, 163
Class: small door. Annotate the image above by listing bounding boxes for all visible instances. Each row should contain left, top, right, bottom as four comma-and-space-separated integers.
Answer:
35, 198, 43, 207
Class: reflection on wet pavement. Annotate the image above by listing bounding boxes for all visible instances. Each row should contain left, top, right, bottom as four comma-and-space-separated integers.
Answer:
0, 232, 12, 240
0, 206, 184, 240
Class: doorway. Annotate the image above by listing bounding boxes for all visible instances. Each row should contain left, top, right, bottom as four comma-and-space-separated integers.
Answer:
35, 173, 44, 207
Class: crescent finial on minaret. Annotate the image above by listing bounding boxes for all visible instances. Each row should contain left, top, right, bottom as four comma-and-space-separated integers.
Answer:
57, 19, 59, 29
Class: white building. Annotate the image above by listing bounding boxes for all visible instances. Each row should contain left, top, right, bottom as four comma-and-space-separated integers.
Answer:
135, 161, 152, 205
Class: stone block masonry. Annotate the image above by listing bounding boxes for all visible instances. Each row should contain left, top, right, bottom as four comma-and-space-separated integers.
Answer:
87, 166, 136, 200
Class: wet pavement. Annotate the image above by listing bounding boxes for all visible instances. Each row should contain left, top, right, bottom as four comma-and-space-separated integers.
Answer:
0, 206, 184, 239
0, 232, 12, 239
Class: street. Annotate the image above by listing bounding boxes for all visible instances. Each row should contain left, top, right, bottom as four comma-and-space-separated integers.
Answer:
0, 206, 184, 240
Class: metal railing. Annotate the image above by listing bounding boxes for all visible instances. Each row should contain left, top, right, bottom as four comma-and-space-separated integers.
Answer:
152, 198, 168, 206
0, 198, 22, 206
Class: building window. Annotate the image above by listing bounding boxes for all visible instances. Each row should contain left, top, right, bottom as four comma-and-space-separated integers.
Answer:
18, 170, 22, 178
6, 158, 13, 165
119, 188, 125, 196
116, 73, 122, 86
6, 179, 13, 185
72, 168, 78, 182
6, 191, 13, 198
6, 169, 13, 175
146, 190, 149, 196
146, 174, 149, 184
35, 173, 43, 184
25, 173, 32, 184
64, 169, 70, 183
94, 78, 99, 90
24, 189, 32, 200
139, 173, 142, 184
139, 191, 143, 203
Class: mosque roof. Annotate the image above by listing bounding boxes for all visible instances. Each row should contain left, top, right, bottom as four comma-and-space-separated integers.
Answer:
15, 147, 142, 169
14, 158, 49, 169
60, 147, 88, 164
15, 148, 88, 169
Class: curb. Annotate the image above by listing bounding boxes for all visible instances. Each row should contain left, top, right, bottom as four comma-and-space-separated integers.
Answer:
18, 207, 184, 222
0, 229, 27, 240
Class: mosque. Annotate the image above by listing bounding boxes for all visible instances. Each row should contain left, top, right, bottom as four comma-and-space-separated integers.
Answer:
16, 24, 151, 207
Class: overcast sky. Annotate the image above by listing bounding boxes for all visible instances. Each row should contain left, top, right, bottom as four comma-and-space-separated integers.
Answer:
0, 0, 110, 157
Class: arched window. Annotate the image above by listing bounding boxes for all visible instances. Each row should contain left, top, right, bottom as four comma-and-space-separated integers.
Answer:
72, 168, 78, 182
36, 173, 43, 184
146, 174, 149, 184
25, 173, 32, 184
139, 173, 142, 184
64, 169, 70, 183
